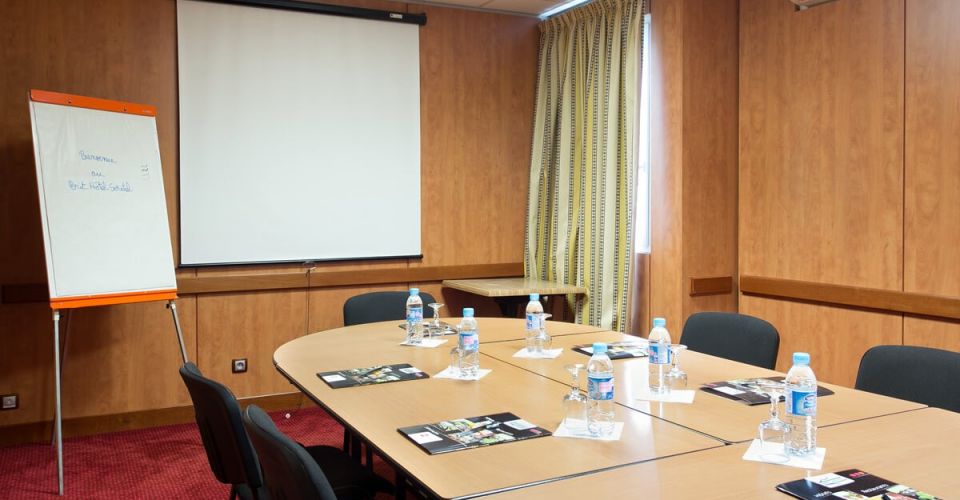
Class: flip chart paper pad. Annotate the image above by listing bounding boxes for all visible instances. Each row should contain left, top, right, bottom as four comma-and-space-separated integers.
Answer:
30, 100, 176, 301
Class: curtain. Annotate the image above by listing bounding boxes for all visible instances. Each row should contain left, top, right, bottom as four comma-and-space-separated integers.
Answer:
524, 0, 643, 331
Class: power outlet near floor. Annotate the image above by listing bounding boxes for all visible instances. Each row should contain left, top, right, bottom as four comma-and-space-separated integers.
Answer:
1, 394, 18, 410
232, 358, 248, 374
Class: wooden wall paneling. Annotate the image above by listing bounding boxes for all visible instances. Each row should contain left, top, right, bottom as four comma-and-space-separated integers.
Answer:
197, 290, 308, 398
681, 0, 739, 319
904, 0, 960, 352
649, 0, 685, 334
738, 0, 905, 385
739, 0, 904, 289
0, 303, 57, 426
59, 299, 198, 418
307, 285, 407, 333
740, 295, 902, 387
417, 5, 539, 267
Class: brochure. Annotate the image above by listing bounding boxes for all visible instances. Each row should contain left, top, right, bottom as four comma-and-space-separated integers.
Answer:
701, 376, 834, 405
316, 363, 428, 389
777, 469, 943, 500
398, 412, 551, 455
572, 341, 648, 360
397, 321, 457, 335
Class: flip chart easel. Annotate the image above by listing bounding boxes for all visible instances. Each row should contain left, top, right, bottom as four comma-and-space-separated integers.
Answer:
28, 89, 187, 495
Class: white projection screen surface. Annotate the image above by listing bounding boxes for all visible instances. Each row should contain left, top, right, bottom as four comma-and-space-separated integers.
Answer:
177, 0, 421, 265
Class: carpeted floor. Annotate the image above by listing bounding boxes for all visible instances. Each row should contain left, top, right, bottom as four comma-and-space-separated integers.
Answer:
0, 407, 393, 499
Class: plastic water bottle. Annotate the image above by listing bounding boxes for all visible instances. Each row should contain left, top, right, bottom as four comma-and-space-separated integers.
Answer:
524, 293, 544, 351
405, 288, 424, 344
456, 308, 480, 377
647, 317, 672, 394
586, 342, 615, 436
785, 352, 817, 457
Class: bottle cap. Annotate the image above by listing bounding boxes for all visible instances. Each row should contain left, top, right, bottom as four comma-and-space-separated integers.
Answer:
793, 352, 810, 365
592, 342, 607, 354
530, 293, 540, 301
463, 308, 474, 317
409, 288, 419, 295
653, 317, 666, 328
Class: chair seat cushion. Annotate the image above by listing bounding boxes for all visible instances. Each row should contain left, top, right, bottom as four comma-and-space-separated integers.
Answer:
304, 445, 392, 500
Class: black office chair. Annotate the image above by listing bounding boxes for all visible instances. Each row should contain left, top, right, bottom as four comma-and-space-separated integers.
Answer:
855, 345, 960, 412
243, 404, 389, 500
179, 362, 265, 500
679, 312, 781, 369
342, 290, 437, 326
179, 363, 390, 500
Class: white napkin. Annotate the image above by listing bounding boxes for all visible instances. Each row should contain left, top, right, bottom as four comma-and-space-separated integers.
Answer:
553, 419, 624, 441
742, 439, 826, 469
634, 389, 696, 404
399, 338, 448, 348
433, 366, 492, 381
513, 348, 564, 359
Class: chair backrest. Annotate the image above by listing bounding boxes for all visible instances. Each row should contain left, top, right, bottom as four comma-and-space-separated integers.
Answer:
855, 345, 960, 412
243, 405, 339, 500
343, 290, 437, 326
178, 362, 262, 492
679, 312, 780, 369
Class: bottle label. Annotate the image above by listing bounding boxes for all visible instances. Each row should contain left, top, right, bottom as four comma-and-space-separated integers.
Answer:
649, 343, 671, 365
587, 374, 614, 401
406, 306, 423, 323
459, 331, 478, 351
787, 388, 817, 417
525, 313, 541, 331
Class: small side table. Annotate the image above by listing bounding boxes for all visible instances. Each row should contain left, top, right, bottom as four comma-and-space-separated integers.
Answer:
441, 277, 587, 318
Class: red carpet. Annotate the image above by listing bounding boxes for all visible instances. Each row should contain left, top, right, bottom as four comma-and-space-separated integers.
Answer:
0, 407, 391, 499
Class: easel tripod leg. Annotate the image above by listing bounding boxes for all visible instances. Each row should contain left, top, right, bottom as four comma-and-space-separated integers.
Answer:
167, 301, 189, 365
52, 310, 64, 496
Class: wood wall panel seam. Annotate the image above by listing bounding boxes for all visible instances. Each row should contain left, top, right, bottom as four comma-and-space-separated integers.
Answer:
740, 275, 960, 321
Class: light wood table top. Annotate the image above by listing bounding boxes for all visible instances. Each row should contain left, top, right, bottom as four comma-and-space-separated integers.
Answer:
442, 277, 587, 297
488, 408, 959, 499
403, 316, 606, 343
275, 321, 722, 499
480, 331, 926, 443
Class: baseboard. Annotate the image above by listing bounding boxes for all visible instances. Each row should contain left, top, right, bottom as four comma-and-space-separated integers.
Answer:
0, 392, 312, 447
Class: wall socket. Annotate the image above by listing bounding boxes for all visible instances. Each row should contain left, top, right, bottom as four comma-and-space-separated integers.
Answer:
232, 358, 248, 374
1, 394, 18, 410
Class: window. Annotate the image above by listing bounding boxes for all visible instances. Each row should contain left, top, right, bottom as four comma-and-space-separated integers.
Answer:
635, 13, 652, 254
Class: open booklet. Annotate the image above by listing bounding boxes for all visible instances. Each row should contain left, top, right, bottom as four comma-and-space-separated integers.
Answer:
777, 469, 943, 500
398, 412, 551, 455
316, 363, 428, 389
397, 321, 457, 335
701, 376, 834, 405
572, 341, 648, 360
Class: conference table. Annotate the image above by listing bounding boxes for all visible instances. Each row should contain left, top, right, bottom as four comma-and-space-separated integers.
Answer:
274, 318, 952, 499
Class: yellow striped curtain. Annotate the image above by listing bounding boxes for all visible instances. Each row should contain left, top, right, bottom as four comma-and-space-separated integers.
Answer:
525, 0, 643, 331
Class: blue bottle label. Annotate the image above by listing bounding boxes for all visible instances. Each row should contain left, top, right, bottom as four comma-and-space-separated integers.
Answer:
787, 389, 817, 417
460, 331, 478, 351
588, 374, 614, 401
525, 313, 541, 331
406, 306, 422, 323
649, 343, 671, 365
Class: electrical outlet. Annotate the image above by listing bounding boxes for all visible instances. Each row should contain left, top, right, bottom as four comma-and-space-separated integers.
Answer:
1, 394, 18, 410
232, 358, 247, 374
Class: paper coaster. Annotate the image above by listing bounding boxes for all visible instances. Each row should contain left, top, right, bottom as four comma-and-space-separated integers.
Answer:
742, 439, 826, 470
634, 389, 696, 404
432, 366, 492, 381
399, 338, 448, 348
513, 348, 564, 359
553, 419, 624, 441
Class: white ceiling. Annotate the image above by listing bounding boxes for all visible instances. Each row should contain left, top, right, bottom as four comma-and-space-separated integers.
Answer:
409, 0, 571, 17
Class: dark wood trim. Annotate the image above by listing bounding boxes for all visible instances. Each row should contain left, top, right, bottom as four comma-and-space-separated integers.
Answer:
0, 263, 524, 301
689, 276, 734, 296
740, 275, 960, 321
0, 392, 312, 446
